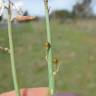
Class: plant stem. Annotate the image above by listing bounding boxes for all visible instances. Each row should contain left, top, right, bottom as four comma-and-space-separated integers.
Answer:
7, 2, 20, 96
44, 0, 55, 95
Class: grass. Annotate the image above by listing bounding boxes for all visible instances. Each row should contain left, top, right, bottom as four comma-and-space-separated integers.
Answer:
0, 19, 96, 96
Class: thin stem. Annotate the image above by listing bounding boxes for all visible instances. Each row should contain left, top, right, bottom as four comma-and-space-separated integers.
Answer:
7, 2, 20, 96
44, 0, 55, 95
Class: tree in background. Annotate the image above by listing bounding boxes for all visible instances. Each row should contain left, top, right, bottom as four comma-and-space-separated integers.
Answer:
23, 10, 29, 16
72, 0, 93, 17
50, 10, 75, 20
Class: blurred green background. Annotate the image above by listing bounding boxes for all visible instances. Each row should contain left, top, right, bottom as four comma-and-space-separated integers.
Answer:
0, 19, 96, 96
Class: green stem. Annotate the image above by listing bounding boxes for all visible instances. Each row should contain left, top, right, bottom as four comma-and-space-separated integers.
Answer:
7, 3, 20, 96
44, 0, 55, 95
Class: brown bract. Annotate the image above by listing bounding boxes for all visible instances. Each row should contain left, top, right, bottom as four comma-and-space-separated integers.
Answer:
44, 42, 50, 50
53, 58, 59, 65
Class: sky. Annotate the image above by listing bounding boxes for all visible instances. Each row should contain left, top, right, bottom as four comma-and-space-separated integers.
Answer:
2, 0, 96, 17
22, 0, 77, 16
21, 0, 96, 16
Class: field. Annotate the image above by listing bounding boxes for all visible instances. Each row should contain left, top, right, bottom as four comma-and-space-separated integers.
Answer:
0, 19, 96, 96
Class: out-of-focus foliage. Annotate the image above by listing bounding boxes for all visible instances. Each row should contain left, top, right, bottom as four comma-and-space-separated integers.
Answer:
50, 10, 76, 20
49, 0, 95, 20
72, 0, 93, 17
23, 11, 29, 16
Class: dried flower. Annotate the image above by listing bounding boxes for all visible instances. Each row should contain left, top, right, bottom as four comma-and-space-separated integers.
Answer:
0, 0, 24, 16
53, 58, 59, 65
0, 46, 10, 53
0, 0, 4, 16
13, 0, 24, 14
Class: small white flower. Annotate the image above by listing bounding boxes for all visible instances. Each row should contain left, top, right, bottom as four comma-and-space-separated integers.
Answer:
0, 0, 4, 16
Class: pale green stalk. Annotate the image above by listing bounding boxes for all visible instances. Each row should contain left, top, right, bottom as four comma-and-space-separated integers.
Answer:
7, 1, 20, 96
44, 0, 55, 95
